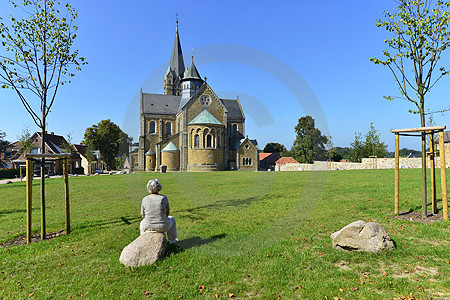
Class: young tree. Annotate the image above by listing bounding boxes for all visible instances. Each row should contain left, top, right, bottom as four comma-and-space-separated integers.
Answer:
363, 123, 388, 158
0, 0, 85, 238
292, 115, 328, 163
263, 142, 287, 154
17, 126, 34, 156
349, 124, 388, 162
83, 119, 131, 170
350, 132, 365, 162
371, 0, 450, 216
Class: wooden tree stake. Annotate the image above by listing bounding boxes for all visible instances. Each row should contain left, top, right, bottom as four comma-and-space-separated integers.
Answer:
429, 134, 437, 214
26, 159, 33, 244
395, 133, 399, 216
439, 132, 448, 221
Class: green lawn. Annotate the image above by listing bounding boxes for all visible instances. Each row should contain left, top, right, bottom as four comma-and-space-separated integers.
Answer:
1, 170, 449, 299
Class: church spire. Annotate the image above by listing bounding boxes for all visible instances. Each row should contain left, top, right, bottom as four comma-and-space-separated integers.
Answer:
164, 20, 185, 95
169, 20, 185, 80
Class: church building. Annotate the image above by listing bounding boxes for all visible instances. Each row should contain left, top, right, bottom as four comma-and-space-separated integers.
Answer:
134, 22, 259, 171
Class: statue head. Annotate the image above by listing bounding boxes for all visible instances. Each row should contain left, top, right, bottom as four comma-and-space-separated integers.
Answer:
147, 179, 162, 194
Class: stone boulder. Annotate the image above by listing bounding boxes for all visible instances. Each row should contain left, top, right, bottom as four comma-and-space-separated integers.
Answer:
330, 220, 395, 253
119, 232, 167, 267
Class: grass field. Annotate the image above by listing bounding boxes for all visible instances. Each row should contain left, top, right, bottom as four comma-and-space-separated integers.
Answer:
1, 169, 449, 299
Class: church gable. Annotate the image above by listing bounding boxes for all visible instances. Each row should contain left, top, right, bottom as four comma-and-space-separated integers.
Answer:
185, 84, 226, 125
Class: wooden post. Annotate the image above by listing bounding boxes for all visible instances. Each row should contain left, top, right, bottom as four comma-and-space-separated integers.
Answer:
63, 158, 71, 234
429, 134, 437, 214
439, 131, 448, 221
26, 159, 33, 244
395, 133, 400, 216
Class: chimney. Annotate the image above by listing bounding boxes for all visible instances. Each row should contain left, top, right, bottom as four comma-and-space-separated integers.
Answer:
50, 132, 54, 135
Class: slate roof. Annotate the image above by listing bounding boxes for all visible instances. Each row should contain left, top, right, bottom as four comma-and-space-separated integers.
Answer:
36, 132, 68, 154
142, 93, 181, 115
221, 99, 244, 120
162, 141, 179, 152
188, 109, 222, 126
141, 94, 244, 120
168, 23, 185, 80
233, 138, 259, 150
183, 59, 202, 81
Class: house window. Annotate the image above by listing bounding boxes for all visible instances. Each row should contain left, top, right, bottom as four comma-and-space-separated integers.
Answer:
194, 134, 200, 148
149, 121, 156, 134
206, 135, 212, 148
166, 122, 172, 135
242, 157, 252, 166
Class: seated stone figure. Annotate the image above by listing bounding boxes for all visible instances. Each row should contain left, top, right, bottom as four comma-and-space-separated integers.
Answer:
140, 179, 178, 244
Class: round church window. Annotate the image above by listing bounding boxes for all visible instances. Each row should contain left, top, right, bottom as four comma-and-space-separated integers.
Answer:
200, 95, 211, 107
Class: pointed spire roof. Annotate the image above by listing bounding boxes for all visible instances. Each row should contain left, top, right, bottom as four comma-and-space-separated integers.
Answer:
183, 56, 203, 81
168, 21, 185, 80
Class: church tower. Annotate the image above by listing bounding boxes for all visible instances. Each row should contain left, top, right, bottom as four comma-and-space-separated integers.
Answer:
181, 57, 204, 100
164, 21, 185, 95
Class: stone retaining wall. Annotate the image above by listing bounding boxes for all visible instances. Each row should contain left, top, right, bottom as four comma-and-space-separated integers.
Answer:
276, 157, 449, 171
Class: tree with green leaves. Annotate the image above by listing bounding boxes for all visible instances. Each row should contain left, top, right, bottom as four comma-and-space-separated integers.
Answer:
370, 0, 450, 216
17, 126, 34, 156
292, 115, 328, 163
0, 0, 85, 239
82, 119, 132, 170
263, 142, 287, 154
349, 124, 388, 162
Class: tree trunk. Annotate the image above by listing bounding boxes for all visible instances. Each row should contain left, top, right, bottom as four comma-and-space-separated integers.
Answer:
41, 122, 46, 240
420, 104, 427, 218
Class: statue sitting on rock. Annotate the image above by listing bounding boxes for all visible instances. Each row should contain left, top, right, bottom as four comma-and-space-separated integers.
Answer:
120, 179, 178, 267
140, 179, 178, 244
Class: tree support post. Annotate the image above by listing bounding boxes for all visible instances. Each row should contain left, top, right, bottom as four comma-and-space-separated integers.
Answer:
439, 131, 448, 221
26, 159, 33, 244
395, 133, 399, 216
63, 158, 71, 234
429, 134, 437, 214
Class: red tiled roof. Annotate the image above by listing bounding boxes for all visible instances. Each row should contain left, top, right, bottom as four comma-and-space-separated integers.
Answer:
275, 157, 298, 164
259, 153, 272, 160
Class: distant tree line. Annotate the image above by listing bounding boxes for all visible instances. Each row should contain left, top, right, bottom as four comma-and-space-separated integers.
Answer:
263, 116, 421, 163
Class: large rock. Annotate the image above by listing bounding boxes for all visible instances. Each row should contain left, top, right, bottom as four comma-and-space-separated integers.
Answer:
119, 232, 167, 267
330, 220, 395, 253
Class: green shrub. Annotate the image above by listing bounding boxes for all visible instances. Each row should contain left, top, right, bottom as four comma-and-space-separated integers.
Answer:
0, 168, 21, 179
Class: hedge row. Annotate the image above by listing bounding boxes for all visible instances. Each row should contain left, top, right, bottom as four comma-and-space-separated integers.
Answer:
0, 168, 21, 179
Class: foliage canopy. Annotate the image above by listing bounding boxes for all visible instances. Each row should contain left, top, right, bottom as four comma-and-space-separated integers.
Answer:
292, 115, 328, 164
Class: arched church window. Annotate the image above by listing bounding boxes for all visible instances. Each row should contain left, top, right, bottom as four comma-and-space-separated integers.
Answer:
206, 135, 212, 148
232, 124, 238, 136
166, 122, 172, 135
149, 121, 156, 134
194, 134, 200, 148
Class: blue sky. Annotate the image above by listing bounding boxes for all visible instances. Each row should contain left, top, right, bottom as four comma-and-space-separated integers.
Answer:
1, 0, 449, 151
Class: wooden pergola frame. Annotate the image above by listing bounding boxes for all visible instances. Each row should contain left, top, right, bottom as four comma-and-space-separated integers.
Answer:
390, 126, 448, 221
25, 153, 71, 244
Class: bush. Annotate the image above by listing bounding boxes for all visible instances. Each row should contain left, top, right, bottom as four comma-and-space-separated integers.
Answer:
0, 168, 21, 179
73, 167, 84, 174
